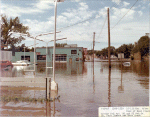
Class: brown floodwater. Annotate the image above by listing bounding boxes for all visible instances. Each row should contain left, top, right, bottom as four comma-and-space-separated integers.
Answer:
0, 60, 149, 116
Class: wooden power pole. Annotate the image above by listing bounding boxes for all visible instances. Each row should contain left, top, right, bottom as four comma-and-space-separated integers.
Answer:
93, 32, 95, 62
107, 8, 111, 68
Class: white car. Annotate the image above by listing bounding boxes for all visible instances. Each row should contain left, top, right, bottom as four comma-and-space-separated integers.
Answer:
12, 60, 31, 66
123, 62, 131, 67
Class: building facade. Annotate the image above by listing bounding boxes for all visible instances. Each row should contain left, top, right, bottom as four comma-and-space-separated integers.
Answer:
0, 51, 12, 61
12, 47, 84, 63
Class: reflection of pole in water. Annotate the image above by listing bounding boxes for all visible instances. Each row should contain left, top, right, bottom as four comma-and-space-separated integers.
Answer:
108, 67, 111, 107
93, 61, 95, 93
118, 61, 124, 93
46, 101, 51, 116
53, 98, 55, 117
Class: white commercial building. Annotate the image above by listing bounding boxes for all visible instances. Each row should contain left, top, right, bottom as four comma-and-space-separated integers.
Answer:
0, 51, 12, 61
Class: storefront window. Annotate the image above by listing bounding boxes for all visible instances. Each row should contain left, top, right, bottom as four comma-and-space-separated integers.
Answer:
37, 55, 46, 60
52, 54, 67, 61
71, 50, 77, 54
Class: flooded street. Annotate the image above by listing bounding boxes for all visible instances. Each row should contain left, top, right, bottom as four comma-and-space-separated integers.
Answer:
0, 60, 149, 116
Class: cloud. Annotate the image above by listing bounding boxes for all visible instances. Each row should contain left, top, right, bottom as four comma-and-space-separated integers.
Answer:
112, 0, 121, 5
1, 1, 54, 17
96, 7, 108, 18
23, 19, 54, 35
1, 4, 43, 17
22, 2, 96, 40
33, 0, 53, 10
112, 7, 135, 20
74, 0, 81, 2
59, 2, 95, 27
138, 11, 143, 16
123, 1, 130, 7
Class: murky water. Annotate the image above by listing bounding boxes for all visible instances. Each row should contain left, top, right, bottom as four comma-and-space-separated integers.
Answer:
0, 60, 149, 116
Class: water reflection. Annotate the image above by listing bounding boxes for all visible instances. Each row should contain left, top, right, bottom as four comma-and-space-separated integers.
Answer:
108, 67, 111, 107
118, 62, 124, 93
36, 62, 87, 77
92, 62, 95, 93
0, 61, 149, 116
0, 66, 13, 77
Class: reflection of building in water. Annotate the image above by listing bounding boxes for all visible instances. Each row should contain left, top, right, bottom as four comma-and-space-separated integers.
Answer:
0, 67, 13, 77
36, 62, 87, 76
12, 44, 86, 63
56, 63, 87, 75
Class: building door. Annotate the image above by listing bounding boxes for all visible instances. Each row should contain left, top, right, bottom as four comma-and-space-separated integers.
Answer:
69, 58, 72, 63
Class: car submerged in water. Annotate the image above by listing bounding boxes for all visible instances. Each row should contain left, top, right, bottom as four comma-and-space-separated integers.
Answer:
12, 60, 31, 66
123, 62, 131, 67
0, 61, 13, 68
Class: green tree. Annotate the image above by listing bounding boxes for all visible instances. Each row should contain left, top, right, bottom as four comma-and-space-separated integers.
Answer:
1, 15, 29, 55
96, 46, 116, 57
132, 36, 149, 57
116, 44, 134, 58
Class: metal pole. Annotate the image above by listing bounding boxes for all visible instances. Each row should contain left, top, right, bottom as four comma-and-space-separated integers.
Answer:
107, 8, 111, 68
46, 43, 48, 78
93, 32, 95, 62
24, 47, 25, 61
34, 37, 36, 76
53, 0, 57, 82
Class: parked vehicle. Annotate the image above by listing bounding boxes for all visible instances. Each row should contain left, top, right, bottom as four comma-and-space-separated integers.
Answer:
123, 62, 131, 67
0, 61, 13, 68
12, 60, 31, 66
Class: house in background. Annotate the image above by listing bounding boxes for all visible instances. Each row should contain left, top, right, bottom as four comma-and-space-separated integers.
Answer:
118, 53, 124, 60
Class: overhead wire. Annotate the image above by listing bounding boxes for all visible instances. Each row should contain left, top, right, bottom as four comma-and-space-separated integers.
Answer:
97, 15, 107, 40
111, 0, 139, 30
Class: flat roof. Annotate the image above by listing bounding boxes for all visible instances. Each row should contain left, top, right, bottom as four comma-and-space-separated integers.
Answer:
36, 47, 83, 49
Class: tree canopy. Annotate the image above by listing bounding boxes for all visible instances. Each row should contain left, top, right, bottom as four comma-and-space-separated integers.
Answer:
96, 46, 117, 57
132, 36, 149, 57
116, 44, 134, 58
1, 15, 29, 50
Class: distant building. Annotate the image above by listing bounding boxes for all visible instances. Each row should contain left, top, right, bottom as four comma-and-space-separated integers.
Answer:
145, 33, 150, 37
12, 45, 84, 63
0, 51, 12, 61
110, 55, 117, 60
118, 53, 124, 59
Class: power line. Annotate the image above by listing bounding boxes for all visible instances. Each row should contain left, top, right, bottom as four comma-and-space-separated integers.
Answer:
111, 0, 138, 30
97, 15, 107, 39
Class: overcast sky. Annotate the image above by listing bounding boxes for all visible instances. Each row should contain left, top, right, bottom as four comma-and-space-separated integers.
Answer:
1, 0, 149, 50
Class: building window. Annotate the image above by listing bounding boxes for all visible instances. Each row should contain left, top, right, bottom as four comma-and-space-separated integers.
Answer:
37, 55, 46, 60
71, 50, 77, 54
52, 54, 67, 61
21, 56, 30, 61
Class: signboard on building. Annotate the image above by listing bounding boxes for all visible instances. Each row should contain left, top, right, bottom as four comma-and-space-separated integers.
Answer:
36, 52, 41, 55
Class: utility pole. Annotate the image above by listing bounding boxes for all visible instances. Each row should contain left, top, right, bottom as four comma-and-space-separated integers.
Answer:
93, 32, 95, 62
107, 8, 111, 68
